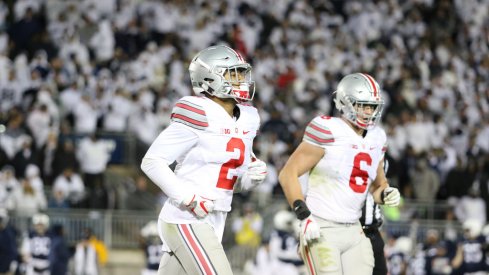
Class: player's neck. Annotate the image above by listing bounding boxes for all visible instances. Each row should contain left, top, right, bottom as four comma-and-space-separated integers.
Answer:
212, 97, 237, 117
342, 117, 366, 137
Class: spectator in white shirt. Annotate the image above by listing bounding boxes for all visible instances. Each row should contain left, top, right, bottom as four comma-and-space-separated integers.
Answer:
0, 69, 23, 114
59, 82, 81, 116
89, 19, 114, 64
74, 231, 99, 275
0, 166, 19, 209
24, 163, 43, 194
26, 103, 52, 149
102, 88, 133, 132
76, 133, 114, 208
73, 94, 98, 134
59, 33, 90, 67
77, 133, 114, 177
53, 166, 85, 207
8, 178, 47, 217
454, 186, 487, 226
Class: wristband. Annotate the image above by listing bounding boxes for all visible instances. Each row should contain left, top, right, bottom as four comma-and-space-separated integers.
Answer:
380, 191, 385, 204
293, 200, 311, 220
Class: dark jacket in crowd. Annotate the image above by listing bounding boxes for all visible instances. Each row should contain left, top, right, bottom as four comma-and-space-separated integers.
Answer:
49, 225, 70, 275
0, 225, 18, 273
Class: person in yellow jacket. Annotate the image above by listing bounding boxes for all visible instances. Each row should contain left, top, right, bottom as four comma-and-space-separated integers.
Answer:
83, 228, 109, 266
232, 203, 263, 248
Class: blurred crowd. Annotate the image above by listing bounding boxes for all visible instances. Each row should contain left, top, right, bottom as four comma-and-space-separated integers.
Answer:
0, 0, 488, 260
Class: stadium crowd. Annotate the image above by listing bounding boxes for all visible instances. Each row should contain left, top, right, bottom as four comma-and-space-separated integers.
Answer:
0, 0, 488, 274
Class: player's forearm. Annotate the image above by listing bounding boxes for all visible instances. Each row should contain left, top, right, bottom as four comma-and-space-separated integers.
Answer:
278, 168, 305, 207
371, 181, 388, 204
140, 156, 188, 201
372, 188, 384, 204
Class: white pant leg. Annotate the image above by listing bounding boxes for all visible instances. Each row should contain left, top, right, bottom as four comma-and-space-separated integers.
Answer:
341, 233, 374, 275
299, 218, 374, 275
157, 252, 186, 275
160, 222, 233, 275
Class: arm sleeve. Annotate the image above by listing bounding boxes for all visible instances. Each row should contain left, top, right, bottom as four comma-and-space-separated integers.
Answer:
381, 133, 388, 159
140, 122, 199, 201
302, 117, 335, 147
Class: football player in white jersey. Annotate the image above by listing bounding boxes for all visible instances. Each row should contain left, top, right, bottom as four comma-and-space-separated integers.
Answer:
278, 73, 401, 275
20, 213, 51, 275
141, 45, 267, 275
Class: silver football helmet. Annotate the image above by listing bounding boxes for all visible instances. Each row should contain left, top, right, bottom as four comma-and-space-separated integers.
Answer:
32, 213, 50, 234
463, 219, 483, 239
140, 220, 159, 238
32, 213, 50, 227
189, 45, 255, 102
334, 73, 384, 130
273, 210, 295, 233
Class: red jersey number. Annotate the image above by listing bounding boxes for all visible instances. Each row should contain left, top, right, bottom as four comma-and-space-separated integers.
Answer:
216, 137, 245, 190
349, 152, 372, 193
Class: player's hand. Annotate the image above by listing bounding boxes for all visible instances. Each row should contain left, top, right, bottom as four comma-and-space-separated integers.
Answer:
237, 159, 268, 191
181, 194, 215, 218
300, 215, 321, 245
246, 158, 267, 183
383, 187, 400, 207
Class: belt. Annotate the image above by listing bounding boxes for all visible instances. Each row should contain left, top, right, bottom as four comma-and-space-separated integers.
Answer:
33, 267, 49, 273
169, 198, 231, 212
362, 225, 379, 234
278, 258, 304, 266
314, 216, 359, 227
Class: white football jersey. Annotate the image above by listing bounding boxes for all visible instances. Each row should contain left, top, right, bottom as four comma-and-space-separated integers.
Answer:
152, 95, 260, 228
303, 116, 387, 223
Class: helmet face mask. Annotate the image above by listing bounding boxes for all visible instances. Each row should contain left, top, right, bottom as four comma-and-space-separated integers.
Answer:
222, 66, 254, 102
189, 45, 255, 103
334, 73, 384, 130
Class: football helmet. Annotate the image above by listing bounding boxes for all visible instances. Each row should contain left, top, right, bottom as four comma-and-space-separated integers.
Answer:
189, 45, 255, 102
32, 213, 50, 227
140, 220, 159, 238
273, 210, 295, 233
394, 236, 413, 255
463, 219, 482, 239
334, 73, 384, 130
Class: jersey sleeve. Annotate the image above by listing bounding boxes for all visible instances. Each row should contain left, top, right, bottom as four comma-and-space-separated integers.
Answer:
303, 116, 335, 147
170, 97, 208, 130
140, 122, 199, 201
377, 127, 388, 157
239, 104, 261, 132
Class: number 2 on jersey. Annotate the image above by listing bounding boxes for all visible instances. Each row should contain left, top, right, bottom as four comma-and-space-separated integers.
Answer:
349, 152, 372, 193
217, 137, 245, 190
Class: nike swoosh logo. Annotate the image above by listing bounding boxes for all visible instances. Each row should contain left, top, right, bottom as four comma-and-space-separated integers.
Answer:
243, 130, 250, 134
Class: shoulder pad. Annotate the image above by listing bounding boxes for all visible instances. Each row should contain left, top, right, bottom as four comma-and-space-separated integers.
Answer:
303, 116, 335, 146
238, 104, 260, 122
171, 97, 208, 130
372, 126, 388, 152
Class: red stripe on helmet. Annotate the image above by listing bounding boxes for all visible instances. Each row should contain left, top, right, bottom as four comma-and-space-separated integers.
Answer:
230, 48, 245, 62
361, 73, 378, 98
